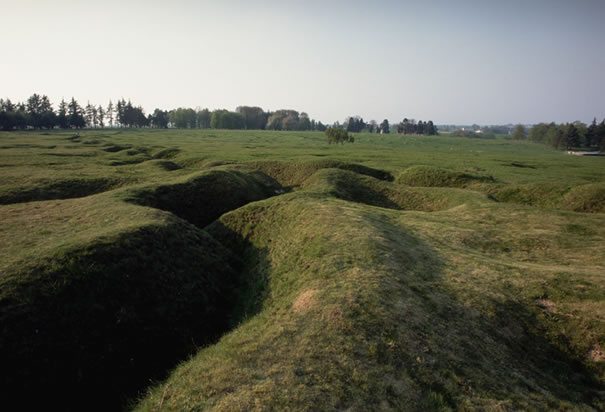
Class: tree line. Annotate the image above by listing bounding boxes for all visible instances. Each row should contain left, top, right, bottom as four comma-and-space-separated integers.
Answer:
0, 94, 331, 132
516, 119, 605, 151
396, 118, 438, 135
165, 106, 330, 131
0, 94, 439, 136
0, 95, 148, 130
338, 116, 438, 135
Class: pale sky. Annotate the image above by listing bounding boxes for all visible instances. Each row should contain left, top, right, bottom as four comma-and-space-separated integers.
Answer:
2, 0, 604, 125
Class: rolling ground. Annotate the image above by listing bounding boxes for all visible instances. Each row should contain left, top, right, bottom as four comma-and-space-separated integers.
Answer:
1, 129, 604, 411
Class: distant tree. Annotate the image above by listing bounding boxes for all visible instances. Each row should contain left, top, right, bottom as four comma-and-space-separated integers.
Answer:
26, 94, 43, 128
6, 108, 27, 130
512, 124, 526, 140
368, 120, 377, 133
97, 105, 105, 128
595, 119, 605, 151
0, 98, 14, 112
39, 95, 56, 129
85, 102, 94, 128
14, 108, 28, 130
585, 118, 597, 148
426, 120, 437, 135
210, 110, 245, 129
116, 99, 125, 126
151, 109, 169, 128
92, 105, 98, 128
266, 110, 300, 131
68, 98, 85, 129
380, 119, 390, 134
0, 111, 11, 131
397, 118, 409, 134
57, 99, 69, 128
565, 123, 580, 149
282, 112, 299, 130
345, 116, 365, 133
528, 123, 549, 143
169, 107, 197, 128
119, 100, 147, 127
544, 123, 565, 150
134, 106, 149, 127
298, 112, 312, 131
197, 108, 211, 128
236, 106, 267, 129
106, 100, 114, 127
0, 100, 17, 130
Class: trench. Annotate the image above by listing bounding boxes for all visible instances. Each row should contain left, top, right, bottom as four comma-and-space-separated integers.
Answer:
1, 163, 401, 411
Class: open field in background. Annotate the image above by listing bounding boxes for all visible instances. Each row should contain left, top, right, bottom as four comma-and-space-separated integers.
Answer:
1, 129, 604, 411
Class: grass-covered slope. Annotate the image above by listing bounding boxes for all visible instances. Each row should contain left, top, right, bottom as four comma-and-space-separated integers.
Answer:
245, 159, 393, 188
1, 129, 604, 411
0, 166, 282, 411
136, 191, 605, 411
302, 168, 492, 212
396, 165, 495, 187
120, 167, 283, 228
395, 165, 605, 213
484, 181, 605, 213
0, 199, 235, 410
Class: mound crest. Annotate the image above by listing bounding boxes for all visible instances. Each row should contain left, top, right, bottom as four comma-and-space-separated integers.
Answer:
563, 182, 605, 213
485, 181, 605, 213
0, 177, 127, 205
396, 165, 494, 188
136, 159, 182, 171
245, 160, 393, 188
0, 167, 285, 410
122, 167, 283, 228
0, 202, 238, 411
136, 193, 603, 411
302, 168, 492, 212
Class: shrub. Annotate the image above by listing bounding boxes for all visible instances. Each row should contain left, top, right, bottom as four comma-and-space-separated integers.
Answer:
325, 127, 354, 144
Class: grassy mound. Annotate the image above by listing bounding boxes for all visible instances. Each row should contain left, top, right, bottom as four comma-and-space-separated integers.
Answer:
303, 168, 492, 212
152, 147, 181, 159
563, 182, 605, 213
0, 166, 285, 410
245, 160, 393, 188
102, 144, 132, 152
135, 159, 182, 171
396, 165, 494, 188
0, 196, 238, 411
135, 194, 604, 411
0, 177, 127, 205
2, 130, 604, 411
121, 167, 283, 228
484, 182, 605, 213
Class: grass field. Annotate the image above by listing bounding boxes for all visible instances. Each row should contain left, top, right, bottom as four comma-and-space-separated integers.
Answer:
1, 129, 604, 411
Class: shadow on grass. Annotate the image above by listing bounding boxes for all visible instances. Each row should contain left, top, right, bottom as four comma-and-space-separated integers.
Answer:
329, 209, 604, 410
403, 265, 605, 410
0, 221, 248, 411
0, 177, 125, 205
2, 189, 603, 411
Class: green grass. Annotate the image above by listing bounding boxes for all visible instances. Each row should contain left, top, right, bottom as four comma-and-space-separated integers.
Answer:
1, 128, 604, 411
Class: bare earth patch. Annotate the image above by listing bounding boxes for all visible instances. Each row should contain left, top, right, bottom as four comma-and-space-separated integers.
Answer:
589, 344, 605, 362
536, 298, 556, 312
292, 289, 318, 314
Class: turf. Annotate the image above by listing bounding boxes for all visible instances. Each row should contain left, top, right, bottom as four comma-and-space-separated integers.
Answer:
0, 128, 604, 411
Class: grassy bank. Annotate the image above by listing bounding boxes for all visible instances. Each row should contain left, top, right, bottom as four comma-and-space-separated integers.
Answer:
0, 129, 603, 410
